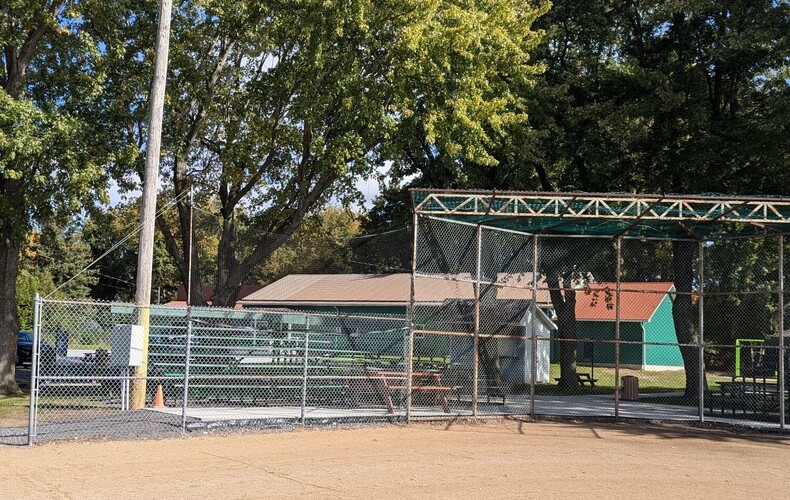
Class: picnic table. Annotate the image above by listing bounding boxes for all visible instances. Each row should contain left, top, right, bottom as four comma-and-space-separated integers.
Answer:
708, 377, 787, 416
359, 370, 455, 413
554, 372, 598, 387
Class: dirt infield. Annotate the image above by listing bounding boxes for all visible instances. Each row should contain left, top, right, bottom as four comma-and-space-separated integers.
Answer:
2, 419, 789, 499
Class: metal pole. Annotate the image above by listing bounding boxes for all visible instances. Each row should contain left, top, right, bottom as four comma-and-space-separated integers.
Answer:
473, 225, 482, 418
615, 237, 622, 418
181, 306, 192, 432
181, 187, 194, 433
698, 242, 705, 422
27, 294, 41, 446
530, 236, 538, 417
301, 317, 310, 425
406, 213, 418, 422
131, 0, 173, 409
778, 236, 785, 430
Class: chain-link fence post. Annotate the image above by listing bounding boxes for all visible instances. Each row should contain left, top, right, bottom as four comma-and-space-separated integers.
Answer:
27, 293, 42, 446
406, 212, 418, 423
697, 241, 705, 422
301, 317, 310, 425
530, 235, 538, 417
779, 236, 785, 431
614, 237, 622, 418
472, 224, 482, 418
181, 305, 193, 434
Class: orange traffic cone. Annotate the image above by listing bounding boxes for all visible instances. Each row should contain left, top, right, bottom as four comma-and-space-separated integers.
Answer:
153, 384, 165, 408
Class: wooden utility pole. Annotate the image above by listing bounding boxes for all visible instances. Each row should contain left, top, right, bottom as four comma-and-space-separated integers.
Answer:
130, 0, 173, 409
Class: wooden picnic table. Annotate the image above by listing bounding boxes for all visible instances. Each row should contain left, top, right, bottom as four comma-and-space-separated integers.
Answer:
554, 372, 598, 387
355, 370, 455, 413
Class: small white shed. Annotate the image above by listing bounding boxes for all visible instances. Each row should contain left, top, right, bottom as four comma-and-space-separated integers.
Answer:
447, 299, 556, 384
496, 302, 556, 384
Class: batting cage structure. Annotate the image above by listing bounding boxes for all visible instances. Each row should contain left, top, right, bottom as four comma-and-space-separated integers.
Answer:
409, 190, 790, 425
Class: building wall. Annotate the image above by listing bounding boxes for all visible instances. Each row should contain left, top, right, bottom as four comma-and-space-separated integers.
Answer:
576, 321, 643, 366
550, 322, 643, 366
643, 294, 684, 368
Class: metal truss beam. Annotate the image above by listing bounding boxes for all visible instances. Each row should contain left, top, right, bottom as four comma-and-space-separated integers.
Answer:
412, 190, 790, 226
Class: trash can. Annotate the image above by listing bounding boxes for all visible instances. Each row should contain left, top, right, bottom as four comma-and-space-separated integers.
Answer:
621, 375, 639, 401
55, 327, 69, 357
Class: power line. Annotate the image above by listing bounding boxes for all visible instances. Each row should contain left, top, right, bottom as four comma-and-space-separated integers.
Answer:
45, 190, 188, 299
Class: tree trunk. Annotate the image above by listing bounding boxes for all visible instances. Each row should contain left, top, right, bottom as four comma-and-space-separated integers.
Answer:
555, 289, 579, 391
0, 223, 23, 395
213, 229, 291, 307
2, 15, 51, 395
214, 213, 240, 306
672, 240, 705, 400
478, 338, 502, 387
547, 273, 579, 391
151, 154, 207, 307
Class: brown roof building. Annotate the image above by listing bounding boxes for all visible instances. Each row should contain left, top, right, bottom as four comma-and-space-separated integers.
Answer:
238, 273, 553, 309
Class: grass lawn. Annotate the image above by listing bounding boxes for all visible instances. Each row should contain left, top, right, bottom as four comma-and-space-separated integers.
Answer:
0, 392, 29, 427
523, 364, 732, 396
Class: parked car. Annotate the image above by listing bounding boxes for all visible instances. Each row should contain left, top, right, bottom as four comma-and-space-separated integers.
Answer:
16, 331, 33, 366
16, 331, 55, 366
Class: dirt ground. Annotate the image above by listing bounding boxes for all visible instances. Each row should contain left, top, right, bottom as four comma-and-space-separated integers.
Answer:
2, 419, 789, 499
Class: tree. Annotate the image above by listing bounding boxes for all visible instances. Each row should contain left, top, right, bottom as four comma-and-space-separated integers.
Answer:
82, 201, 181, 303
519, 0, 789, 396
1, 2, 109, 394
372, 0, 790, 395
253, 207, 361, 284
16, 225, 98, 329
96, 0, 549, 307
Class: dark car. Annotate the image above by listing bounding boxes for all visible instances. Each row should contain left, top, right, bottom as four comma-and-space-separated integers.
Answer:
16, 331, 33, 366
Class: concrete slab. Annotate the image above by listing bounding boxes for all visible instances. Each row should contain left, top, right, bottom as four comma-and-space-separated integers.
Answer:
149, 405, 472, 422
147, 393, 785, 431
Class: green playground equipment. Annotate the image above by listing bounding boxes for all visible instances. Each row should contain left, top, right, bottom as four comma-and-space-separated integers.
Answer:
734, 338, 766, 377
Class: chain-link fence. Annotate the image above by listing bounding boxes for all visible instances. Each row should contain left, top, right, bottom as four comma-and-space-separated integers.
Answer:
17, 299, 417, 444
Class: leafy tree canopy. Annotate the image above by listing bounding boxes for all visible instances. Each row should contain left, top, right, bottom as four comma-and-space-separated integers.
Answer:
94, 0, 550, 306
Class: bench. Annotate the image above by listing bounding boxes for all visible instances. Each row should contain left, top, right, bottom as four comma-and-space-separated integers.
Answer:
555, 373, 598, 387
481, 385, 506, 404
365, 370, 454, 413
470, 376, 506, 404
149, 333, 420, 407
577, 373, 597, 387
171, 380, 349, 406
707, 379, 784, 416
155, 357, 331, 404
38, 380, 104, 396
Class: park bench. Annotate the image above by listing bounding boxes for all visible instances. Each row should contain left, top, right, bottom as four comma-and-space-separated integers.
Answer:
36, 357, 115, 397
554, 372, 598, 387
38, 379, 104, 397
480, 383, 506, 404
458, 375, 506, 404
577, 373, 597, 387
